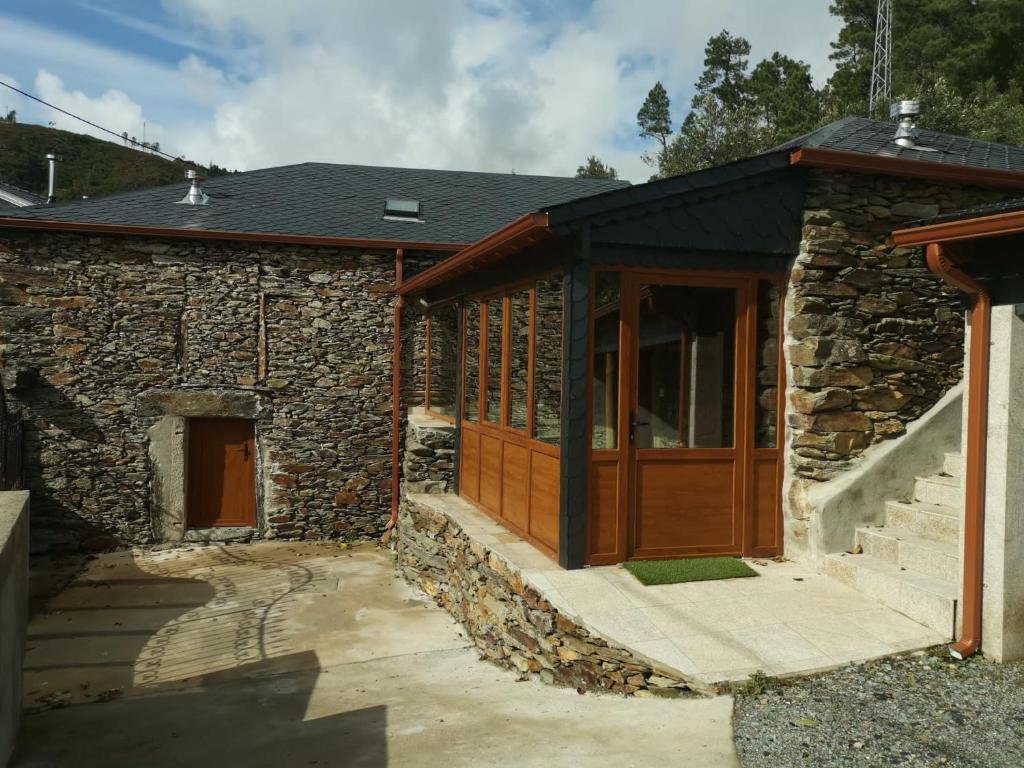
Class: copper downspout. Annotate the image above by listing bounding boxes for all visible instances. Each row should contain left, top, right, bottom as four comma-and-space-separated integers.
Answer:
386, 248, 405, 532
926, 242, 990, 659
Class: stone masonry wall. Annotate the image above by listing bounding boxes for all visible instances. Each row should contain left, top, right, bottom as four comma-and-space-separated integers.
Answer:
784, 170, 1014, 541
398, 494, 695, 696
402, 410, 456, 496
0, 229, 446, 552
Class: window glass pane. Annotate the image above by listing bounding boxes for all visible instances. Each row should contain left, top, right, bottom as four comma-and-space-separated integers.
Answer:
427, 304, 458, 418
592, 272, 620, 449
485, 299, 504, 423
463, 301, 480, 422
755, 281, 780, 448
508, 289, 530, 430
636, 284, 735, 448
533, 277, 562, 445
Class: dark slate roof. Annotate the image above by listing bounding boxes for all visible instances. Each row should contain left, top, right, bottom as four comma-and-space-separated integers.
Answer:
0, 181, 45, 209
0, 163, 628, 245
771, 116, 1024, 171
903, 196, 1024, 228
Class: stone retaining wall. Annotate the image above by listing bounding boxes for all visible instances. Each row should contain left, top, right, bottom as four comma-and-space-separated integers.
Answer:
402, 410, 455, 495
0, 230, 445, 551
398, 494, 695, 696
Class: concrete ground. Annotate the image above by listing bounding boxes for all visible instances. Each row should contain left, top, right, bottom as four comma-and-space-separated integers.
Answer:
14, 542, 738, 767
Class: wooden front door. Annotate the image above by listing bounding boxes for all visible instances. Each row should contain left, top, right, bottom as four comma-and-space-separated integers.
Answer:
587, 270, 783, 564
187, 418, 256, 528
626, 274, 747, 559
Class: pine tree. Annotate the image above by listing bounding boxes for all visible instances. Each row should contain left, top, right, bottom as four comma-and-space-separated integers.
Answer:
636, 82, 673, 168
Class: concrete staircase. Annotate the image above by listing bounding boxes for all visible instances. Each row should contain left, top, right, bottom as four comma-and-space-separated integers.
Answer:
824, 451, 963, 638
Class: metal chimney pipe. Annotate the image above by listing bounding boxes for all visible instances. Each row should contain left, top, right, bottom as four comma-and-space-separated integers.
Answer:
892, 100, 921, 148
46, 153, 56, 204
177, 169, 209, 205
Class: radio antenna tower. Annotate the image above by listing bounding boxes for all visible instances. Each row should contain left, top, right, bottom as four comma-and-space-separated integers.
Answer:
869, 0, 893, 116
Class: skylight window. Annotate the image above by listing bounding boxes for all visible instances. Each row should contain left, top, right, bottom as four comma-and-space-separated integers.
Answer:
384, 198, 422, 222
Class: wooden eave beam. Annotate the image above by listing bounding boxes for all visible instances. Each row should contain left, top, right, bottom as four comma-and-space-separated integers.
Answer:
893, 209, 1024, 246
0, 216, 467, 252
398, 212, 552, 297
791, 147, 1024, 190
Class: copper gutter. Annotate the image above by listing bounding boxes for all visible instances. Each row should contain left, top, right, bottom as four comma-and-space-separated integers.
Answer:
791, 147, 1024, 189
398, 212, 552, 296
386, 248, 405, 533
0, 216, 466, 252
921, 242, 989, 659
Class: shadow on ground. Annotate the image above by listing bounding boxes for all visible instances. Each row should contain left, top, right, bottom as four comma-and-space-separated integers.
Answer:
16, 543, 388, 767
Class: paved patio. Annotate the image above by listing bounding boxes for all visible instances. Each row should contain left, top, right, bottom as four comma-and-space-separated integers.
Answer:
416, 494, 947, 688
16, 542, 738, 767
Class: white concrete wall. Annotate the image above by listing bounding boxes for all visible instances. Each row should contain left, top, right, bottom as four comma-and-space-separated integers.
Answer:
980, 306, 1024, 661
0, 490, 29, 766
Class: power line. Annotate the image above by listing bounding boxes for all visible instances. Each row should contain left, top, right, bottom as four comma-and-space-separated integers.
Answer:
0, 79, 193, 165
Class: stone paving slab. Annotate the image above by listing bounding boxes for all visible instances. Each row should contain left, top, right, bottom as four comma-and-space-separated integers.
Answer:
411, 493, 948, 688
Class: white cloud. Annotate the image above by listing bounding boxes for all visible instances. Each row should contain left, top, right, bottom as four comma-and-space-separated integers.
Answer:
9, 2, 843, 182
34, 70, 164, 148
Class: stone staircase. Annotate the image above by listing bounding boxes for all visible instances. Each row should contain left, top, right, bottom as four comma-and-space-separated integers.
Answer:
824, 451, 963, 638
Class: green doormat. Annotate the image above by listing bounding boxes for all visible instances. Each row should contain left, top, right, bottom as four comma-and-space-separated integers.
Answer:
623, 557, 758, 585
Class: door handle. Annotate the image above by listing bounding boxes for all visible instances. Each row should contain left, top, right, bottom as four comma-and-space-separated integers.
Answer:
629, 416, 649, 444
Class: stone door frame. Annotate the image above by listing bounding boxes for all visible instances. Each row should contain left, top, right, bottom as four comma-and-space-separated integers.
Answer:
142, 388, 269, 542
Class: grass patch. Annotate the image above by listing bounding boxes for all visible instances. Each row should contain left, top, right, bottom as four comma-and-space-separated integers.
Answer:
623, 556, 758, 586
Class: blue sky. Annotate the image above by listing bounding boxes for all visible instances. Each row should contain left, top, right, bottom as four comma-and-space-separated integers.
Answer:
1, 1, 842, 181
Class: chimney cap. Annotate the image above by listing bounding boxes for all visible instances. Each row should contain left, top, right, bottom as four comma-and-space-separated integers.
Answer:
891, 99, 921, 119
176, 168, 209, 206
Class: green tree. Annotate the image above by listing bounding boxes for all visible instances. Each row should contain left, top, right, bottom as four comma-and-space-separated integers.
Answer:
748, 53, 821, 145
696, 30, 751, 109
653, 31, 821, 177
575, 155, 618, 180
2, 110, 15, 123
636, 81, 673, 168
827, 0, 1024, 128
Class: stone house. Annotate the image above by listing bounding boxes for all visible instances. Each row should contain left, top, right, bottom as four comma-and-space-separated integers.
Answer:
0, 163, 625, 551
3, 113, 1024, 671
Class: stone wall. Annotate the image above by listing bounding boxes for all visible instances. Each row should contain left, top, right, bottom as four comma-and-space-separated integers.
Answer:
398, 494, 694, 696
784, 170, 1015, 551
402, 409, 455, 495
0, 230, 445, 551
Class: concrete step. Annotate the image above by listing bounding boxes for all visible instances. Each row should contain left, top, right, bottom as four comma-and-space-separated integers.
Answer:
824, 552, 958, 638
913, 473, 962, 508
943, 452, 963, 479
855, 526, 961, 583
884, 500, 961, 544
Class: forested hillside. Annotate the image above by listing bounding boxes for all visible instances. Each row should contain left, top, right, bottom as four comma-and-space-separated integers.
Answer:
0, 120, 227, 202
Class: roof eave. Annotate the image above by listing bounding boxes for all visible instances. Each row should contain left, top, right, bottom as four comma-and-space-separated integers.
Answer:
791, 147, 1024, 189
893, 209, 1024, 246
0, 216, 466, 252
398, 213, 552, 296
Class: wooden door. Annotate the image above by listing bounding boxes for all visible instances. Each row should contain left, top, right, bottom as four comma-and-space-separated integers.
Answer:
187, 418, 256, 528
625, 274, 749, 559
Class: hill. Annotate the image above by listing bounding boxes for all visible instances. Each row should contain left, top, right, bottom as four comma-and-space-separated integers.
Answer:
0, 120, 226, 202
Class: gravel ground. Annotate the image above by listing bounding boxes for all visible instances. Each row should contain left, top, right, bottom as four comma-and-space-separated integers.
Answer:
734, 651, 1024, 767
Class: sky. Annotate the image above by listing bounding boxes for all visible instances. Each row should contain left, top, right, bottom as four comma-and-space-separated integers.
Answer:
0, 0, 843, 183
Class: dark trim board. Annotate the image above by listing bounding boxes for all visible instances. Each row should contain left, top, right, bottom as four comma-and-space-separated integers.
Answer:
558, 232, 591, 569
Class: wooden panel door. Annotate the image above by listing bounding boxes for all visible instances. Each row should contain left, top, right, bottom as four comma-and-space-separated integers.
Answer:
626, 274, 749, 559
187, 418, 256, 528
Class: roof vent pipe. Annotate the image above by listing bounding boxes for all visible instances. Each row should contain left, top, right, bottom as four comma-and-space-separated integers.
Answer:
892, 99, 921, 148
177, 169, 209, 206
46, 153, 57, 204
